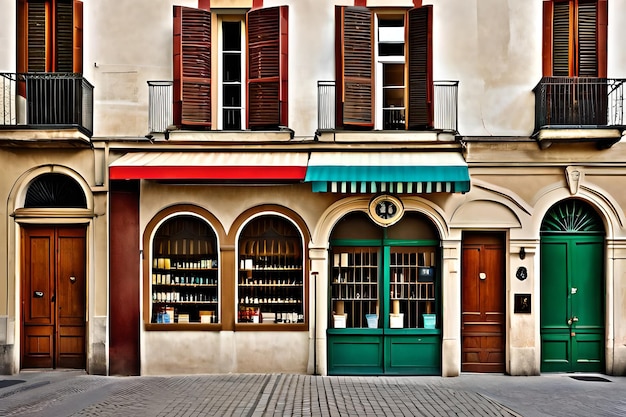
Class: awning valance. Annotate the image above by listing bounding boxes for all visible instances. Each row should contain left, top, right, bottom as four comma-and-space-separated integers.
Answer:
304, 152, 470, 193
109, 152, 308, 181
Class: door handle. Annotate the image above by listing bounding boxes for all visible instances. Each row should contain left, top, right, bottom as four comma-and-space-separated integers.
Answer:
33, 291, 44, 298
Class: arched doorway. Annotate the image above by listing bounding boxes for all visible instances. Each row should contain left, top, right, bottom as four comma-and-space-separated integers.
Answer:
540, 199, 605, 372
327, 211, 442, 375
20, 173, 88, 369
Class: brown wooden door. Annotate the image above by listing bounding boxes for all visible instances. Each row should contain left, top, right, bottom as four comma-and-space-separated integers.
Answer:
461, 232, 505, 372
21, 226, 86, 369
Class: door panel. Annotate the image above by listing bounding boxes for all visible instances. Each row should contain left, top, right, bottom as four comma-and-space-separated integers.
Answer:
21, 226, 86, 369
57, 229, 86, 368
462, 233, 506, 373
540, 235, 604, 372
22, 229, 55, 368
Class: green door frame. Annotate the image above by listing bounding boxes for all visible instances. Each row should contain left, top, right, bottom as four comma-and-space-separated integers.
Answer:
327, 236, 442, 375
540, 234, 605, 372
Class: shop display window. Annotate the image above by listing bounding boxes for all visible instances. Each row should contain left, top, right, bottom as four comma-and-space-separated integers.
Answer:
237, 215, 305, 324
330, 245, 438, 329
151, 215, 219, 324
330, 247, 380, 329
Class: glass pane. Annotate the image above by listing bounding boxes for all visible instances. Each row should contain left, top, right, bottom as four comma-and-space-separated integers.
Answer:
222, 21, 241, 51
330, 247, 380, 329
389, 247, 437, 329
223, 84, 241, 107
238, 216, 305, 324
223, 109, 241, 130
383, 64, 404, 87
383, 108, 405, 130
223, 53, 241, 83
151, 215, 219, 324
379, 43, 405, 57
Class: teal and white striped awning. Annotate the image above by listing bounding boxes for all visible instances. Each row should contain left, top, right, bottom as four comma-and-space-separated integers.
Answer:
304, 152, 470, 193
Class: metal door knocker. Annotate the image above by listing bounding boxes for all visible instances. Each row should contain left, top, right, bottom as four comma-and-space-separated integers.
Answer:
516, 267, 528, 281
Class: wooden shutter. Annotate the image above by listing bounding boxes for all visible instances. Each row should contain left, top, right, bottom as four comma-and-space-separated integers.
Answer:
407, 6, 433, 129
577, 2, 597, 76
246, 6, 288, 129
337, 6, 374, 128
173, 6, 211, 128
552, 2, 571, 76
27, 1, 47, 72
56, 0, 74, 72
545, 0, 605, 77
73, 0, 83, 73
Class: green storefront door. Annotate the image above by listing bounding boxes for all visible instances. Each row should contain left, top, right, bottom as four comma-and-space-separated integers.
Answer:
327, 242, 441, 375
540, 234, 605, 372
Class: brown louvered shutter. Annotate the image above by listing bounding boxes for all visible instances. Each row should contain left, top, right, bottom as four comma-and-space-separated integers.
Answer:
407, 6, 433, 129
577, 2, 597, 76
56, 0, 74, 72
337, 7, 374, 128
27, 1, 47, 72
73, 0, 83, 73
552, 2, 570, 76
173, 6, 211, 128
247, 6, 288, 129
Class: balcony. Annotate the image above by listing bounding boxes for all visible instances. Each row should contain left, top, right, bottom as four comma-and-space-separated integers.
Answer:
317, 80, 459, 135
533, 77, 625, 148
0, 73, 94, 140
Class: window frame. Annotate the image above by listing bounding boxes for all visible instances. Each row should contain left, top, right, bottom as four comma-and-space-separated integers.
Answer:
336, 5, 433, 131
17, 0, 83, 74
217, 16, 246, 130
173, 5, 289, 131
235, 212, 309, 331
542, 0, 607, 77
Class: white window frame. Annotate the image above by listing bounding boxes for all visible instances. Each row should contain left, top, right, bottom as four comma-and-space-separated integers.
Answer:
217, 16, 246, 130
374, 14, 405, 130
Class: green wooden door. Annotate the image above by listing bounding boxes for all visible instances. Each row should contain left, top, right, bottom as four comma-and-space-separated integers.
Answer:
540, 235, 604, 372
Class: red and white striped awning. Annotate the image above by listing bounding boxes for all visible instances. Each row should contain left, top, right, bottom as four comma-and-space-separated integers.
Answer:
109, 152, 308, 181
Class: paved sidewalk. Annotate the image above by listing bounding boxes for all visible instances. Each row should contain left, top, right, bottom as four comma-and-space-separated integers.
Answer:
0, 371, 624, 416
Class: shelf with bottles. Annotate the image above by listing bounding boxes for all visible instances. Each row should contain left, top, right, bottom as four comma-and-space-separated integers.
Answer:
389, 247, 438, 329
152, 304, 219, 324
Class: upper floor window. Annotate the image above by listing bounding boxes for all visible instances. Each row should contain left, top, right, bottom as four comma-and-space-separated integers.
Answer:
173, 6, 288, 131
17, 0, 83, 73
336, 6, 432, 131
542, 0, 607, 77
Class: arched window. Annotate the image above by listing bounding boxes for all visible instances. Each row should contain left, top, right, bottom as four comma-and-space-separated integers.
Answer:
24, 173, 87, 208
237, 214, 305, 325
151, 215, 219, 324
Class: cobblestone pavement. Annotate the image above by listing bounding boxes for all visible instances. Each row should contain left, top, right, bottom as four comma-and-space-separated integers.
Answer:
0, 371, 625, 416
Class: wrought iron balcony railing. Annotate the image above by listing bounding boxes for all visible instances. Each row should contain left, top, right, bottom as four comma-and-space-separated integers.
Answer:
533, 77, 625, 132
317, 80, 459, 133
0, 73, 94, 137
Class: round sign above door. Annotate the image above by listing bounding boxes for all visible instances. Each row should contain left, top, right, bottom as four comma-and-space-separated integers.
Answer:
368, 194, 404, 227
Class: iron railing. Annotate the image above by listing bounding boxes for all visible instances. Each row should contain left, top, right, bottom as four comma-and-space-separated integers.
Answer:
148, 81, 173, 133
317, 80, 459, 133
0, 72, 93, 136
533, 77, 625, 132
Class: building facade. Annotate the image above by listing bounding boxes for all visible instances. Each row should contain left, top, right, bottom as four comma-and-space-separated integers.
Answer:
0, 0, 625, 377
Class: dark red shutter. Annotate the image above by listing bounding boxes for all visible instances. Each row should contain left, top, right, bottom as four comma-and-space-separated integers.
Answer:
73, 0, 83, 73
596, 0, 607, 78
407, 6, 433, 129
173, 6, 211, 128
337, 6, 374, 128
246, 6, 288, 129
